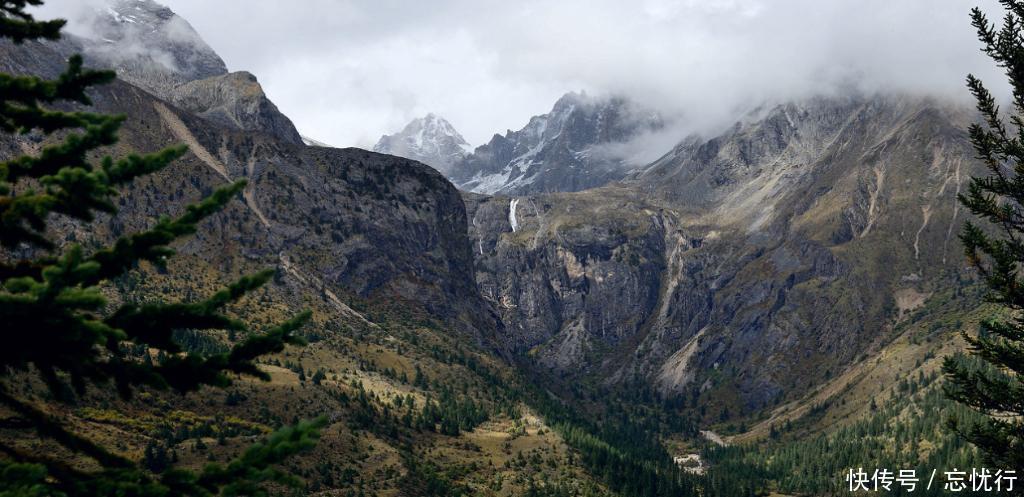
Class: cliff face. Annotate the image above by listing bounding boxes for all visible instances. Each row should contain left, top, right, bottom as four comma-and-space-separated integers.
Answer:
141, 96, 497, 344
467, 95, 981, 410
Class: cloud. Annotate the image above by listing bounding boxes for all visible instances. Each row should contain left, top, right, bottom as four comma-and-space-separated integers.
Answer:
33, 0, 1008, 151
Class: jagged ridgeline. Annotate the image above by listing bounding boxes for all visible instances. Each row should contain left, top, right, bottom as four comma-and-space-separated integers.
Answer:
0, 0, 1009, 496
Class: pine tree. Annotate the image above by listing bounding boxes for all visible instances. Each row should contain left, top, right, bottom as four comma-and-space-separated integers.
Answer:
0, 1, 322, 495
943, 0, 1024, 476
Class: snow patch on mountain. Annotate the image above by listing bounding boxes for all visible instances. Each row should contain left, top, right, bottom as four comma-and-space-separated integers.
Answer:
302, 135, 333, 148
373, 114, 472, 174
449, 92, 664, 195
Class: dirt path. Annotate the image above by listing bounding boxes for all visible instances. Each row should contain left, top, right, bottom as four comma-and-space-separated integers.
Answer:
278, 253, 379, 329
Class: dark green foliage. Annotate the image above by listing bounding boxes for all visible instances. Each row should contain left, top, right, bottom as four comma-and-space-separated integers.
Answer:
0, 0, 62, 43
944, 0, 1024, 474
397, 454, 471, 497
705, 374, 984, 495
518, 375, 702, 497
0, 3, 321, 496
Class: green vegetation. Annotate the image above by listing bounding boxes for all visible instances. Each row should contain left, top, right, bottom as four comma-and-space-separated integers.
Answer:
0, 1, 321, 495
705, 368, 986, 495
519, 375, 706, 497
943, 0, 1024, 474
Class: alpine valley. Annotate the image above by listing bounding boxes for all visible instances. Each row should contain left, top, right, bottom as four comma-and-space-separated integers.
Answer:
0, 1, 997, 496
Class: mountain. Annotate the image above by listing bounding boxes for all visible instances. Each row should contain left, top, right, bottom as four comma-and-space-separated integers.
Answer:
372, 113, 472, 174
76, 0, 228, 95
0, 6, 621, 496
467, 94, 980, 413
2, 2, 996, 495
450, 92, 663, 195
53, 0, 304, 144
166, 71, 304, 144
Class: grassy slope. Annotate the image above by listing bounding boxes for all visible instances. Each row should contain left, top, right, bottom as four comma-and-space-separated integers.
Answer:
1, 250, 612, 496
698, 282, 992, 495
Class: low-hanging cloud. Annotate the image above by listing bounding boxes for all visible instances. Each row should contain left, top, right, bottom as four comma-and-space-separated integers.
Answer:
34, 0, 1009, 151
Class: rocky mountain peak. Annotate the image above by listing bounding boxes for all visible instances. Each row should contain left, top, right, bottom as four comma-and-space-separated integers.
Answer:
550, 90, 588, 111
166, 71, 304, 144
449, 92, 663, 195
78, 0, 228, 96
372, 113, 472, 174
53, 0, 303, 144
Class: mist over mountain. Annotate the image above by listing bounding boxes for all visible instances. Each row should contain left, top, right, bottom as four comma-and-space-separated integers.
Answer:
450, 92, 664, 195
72, 0, 227, 94
37, 0, 1007, 149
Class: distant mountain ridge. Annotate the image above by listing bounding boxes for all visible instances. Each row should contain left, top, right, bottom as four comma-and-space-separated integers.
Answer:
466, 92, 981, 412
449, 91, 663, 195
372, 113, 472, 174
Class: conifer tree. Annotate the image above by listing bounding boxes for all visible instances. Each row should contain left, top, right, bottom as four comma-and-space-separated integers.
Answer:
0, 1, 322, 495
944, 0, 1024, 476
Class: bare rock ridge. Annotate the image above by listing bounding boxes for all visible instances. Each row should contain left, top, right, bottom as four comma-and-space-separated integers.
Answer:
372, 113, 472, 174
78, 0, 228, 94
168, 71, 304, 145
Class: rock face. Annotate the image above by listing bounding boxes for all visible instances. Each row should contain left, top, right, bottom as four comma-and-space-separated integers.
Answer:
468, 94, 980, 411
450, 92, 663, 195
167, 71, 304, 144
0, 30, 562, 495
373, 113, 472, 174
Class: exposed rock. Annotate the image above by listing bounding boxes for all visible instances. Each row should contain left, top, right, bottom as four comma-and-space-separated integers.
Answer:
467, 94, 982, 412
48, 0, 302, 144
77, 0, 228, 96
0, 38, 500, 350
167, 71, 304, 144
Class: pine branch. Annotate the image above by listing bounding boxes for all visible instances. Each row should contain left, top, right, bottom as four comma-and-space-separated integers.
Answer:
0, 0, 63, 43
83, 180, 246, 286
0, 386, 132, 469
0, 4, 320, 494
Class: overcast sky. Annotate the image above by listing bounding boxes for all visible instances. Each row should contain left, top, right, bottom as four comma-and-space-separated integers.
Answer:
38, 0, 1009, 148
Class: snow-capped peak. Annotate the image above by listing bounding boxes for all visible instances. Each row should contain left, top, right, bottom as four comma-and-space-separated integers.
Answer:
373, 114, 473, 175
448, 92, 664, 195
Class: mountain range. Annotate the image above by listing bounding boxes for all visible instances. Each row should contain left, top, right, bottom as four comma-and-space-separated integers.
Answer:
0, 1, 991, 495
379, 92, 664, 195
